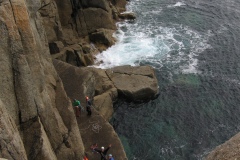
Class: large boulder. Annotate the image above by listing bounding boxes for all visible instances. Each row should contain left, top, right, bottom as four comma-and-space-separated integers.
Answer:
206, 132, 240, 160
106, 65, 159, 102
119, 12, 136, 20
81, 0, 111, 11
89, 28, 116, 47
93, 88, 118, 121
89, 68, 118, 120
50, 42, 96, 67
82, 8, 116, 34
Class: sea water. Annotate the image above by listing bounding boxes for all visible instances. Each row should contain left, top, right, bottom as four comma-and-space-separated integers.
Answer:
94, 0, 240, 159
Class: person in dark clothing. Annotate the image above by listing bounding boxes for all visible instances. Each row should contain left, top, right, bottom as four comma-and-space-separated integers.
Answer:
93, 144, 112, 160
91, 143, 98, 153
85, 96, 92, 116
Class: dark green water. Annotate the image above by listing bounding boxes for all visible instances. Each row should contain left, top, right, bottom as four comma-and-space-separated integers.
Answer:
106, 0, 240, 159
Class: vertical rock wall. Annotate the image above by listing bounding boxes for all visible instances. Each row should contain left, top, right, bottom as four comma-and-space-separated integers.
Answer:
0, 0, 84, 159
54, 0, 116, 37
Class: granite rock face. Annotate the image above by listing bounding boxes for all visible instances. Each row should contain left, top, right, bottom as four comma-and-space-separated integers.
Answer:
206, 132, 240, 160
53, 60, 127, 159
106, 65, 159, 102
0, 0, 160, 159
90, 67, 118, 121
39, 0, 121, 67
0, 0, 84, 159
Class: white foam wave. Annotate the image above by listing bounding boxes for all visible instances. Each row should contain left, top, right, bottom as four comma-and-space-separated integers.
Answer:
93, 0, 212, 74
94, 30, 159, 69
94, 22, 212, 74
167, 28, 212, 74
174, 2, 186, 7
168, 2, 186, 8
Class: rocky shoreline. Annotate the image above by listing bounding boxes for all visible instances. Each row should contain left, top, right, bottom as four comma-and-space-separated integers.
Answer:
0, 0, 158, 159
0, 0, 237, 159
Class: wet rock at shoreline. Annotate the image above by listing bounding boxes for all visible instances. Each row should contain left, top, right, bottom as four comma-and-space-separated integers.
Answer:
106, 65, 159, 102
89, 28, 116, 47
206, 132, 240, 160
119, 12, 136, 20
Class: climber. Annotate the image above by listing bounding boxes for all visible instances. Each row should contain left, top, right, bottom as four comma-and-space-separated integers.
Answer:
72, 99, 83, 117
91, 143, 98, 153
85, 96, 92, 116
93, 144, 112, 160
83, 152, 89, 160
108, 154, 114, 160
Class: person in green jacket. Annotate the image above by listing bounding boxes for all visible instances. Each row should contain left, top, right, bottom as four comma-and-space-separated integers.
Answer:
73, 99, 82, 117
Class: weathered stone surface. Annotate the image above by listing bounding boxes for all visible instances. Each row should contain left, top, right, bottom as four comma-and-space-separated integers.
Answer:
94, 88, 118, 121
53, 0, 73, 27
52, 49, 66, 61
0, 0, 84, 159
82, 53, 95, 66
54, 60, 127, 160
39, 1, 63, 42
81, 0, 110, 12
65, 44, 83, 66
106, 65, 159, 102
62, 48, 77, 66
110, 0, 127, 12
89, 67, 118, 120
0, 9, 19, 125
119, 12, 136, 20
53, 60, 117, 120
53, 60, 127, 159
39, 0, 118, 65
77, 110, 127, 160
82, 44, 92, 54
0, 100, 27, 160
90, 28, 116, 46
50, 44, 95, 67
52, 0, 116, 38
206, 132, 240, 160
53, 59, 96, 103
0, 0, 133, 159
90, 68, 116, 96
82, 8, 116, 34
21, 117, 57, 160
49, 41, 64, 54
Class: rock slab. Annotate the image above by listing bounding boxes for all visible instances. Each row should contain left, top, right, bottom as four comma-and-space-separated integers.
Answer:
53, 60, 127, 160
106, 65, 159, 102
206, 132, 240, 160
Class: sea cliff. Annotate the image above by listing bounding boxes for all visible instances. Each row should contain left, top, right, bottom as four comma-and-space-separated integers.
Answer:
0, 0, 158, 159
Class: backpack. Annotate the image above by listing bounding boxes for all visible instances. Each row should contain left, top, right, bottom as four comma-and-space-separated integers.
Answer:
73, 100, 80, 106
